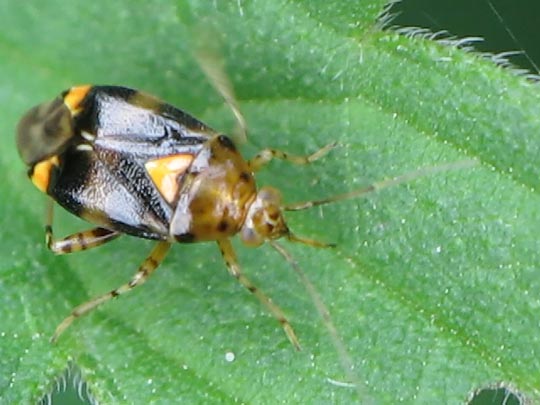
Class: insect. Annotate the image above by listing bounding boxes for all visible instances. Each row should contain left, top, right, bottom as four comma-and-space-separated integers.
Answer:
16, 83, 332, 348
16, 79, 473, 350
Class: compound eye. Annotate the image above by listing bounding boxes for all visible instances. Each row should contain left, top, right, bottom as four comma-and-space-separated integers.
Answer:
16, 97, 74, 166
240, 225, 264, 247
257, 187, 282, 206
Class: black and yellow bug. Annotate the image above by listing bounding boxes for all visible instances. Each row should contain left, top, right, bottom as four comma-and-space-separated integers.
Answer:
16, 84, 342, 349
16, 84, 472, 350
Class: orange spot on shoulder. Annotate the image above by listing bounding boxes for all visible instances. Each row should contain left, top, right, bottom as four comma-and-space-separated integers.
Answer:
31, 155, 60, 193
145, 154, 194, 204
64, 85, 92, 114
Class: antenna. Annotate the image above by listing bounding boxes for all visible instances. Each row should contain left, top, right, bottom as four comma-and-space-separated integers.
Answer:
269, 241, 372, 402
486, 0, 540, 74
285, 159, 478, 211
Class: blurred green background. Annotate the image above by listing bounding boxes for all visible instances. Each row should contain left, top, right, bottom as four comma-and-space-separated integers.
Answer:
394, 0, 540, 73
43, 0, 536, 404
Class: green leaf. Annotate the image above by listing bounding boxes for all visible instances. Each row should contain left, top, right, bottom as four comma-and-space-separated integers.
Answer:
1, 0, 539, 403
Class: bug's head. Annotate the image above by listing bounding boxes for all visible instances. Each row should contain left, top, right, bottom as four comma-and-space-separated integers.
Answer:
241, 186, 332, 248
240, 187, 289, 247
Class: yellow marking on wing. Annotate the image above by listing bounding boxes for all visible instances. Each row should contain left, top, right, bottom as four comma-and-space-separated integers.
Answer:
64, 85, 92, 114
31, 155, 59, 193
145, 154, 194, 203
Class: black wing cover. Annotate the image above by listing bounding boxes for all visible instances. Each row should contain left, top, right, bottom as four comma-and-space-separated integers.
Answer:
51, 86, 215, 239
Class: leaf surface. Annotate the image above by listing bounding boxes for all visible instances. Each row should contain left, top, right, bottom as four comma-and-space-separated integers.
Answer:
0, 0, 539, 403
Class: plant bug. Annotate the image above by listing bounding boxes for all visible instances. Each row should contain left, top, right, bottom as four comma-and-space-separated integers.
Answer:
16, 74, 474, 353
16, 83, 332, 348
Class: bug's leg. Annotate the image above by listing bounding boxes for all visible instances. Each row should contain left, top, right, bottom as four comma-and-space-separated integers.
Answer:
195, 45, 247, 143
51, 241, 171, 342
192, 25, 247, 144
248, 142, 337, 172
45, 199, 120, 254
216, 238, 301, 350
47, 228, 121, 254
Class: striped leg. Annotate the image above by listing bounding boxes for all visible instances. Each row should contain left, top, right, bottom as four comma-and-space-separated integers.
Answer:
47, 227, 120, 254
216, 238, 300, 350
45, 199, 120, 254
51, 241, 171, 342
247, 142, 336, 172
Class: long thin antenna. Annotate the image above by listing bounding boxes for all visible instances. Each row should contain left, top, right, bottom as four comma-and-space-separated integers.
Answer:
269, 241, 372, 403
486, 0, 540, 73
285, 158, 477, 211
